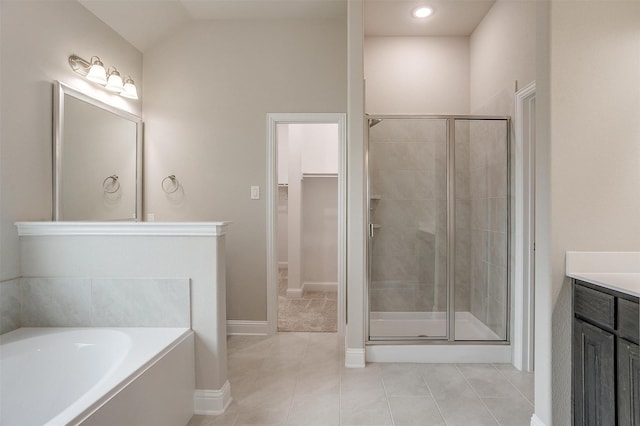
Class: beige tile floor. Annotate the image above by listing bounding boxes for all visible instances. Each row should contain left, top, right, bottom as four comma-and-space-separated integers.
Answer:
188, 333, 534, 426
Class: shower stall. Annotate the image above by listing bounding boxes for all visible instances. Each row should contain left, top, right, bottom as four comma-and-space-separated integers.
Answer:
367, 116, 510, 344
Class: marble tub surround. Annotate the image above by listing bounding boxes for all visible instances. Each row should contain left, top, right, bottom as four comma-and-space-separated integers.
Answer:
20, 277, 190, 327
0, 278, 21, 334
566, 251, 640, 297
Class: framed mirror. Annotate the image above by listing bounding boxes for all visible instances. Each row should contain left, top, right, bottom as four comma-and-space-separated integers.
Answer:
53, 81, 142, 221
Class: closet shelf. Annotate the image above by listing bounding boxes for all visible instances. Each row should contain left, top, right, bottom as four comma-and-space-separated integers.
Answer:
302, 173, 338, 178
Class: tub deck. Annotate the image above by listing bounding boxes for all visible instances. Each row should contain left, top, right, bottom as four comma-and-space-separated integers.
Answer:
0, 327, 194, 426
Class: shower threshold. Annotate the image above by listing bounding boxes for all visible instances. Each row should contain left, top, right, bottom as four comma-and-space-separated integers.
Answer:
369, 311, 501, 341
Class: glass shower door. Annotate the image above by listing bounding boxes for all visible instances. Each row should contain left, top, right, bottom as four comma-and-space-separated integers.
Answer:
368, 118, 448, 339
454, 119, 509, 341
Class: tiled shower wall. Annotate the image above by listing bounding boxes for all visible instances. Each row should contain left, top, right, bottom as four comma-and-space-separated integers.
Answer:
455, 123, 472, 314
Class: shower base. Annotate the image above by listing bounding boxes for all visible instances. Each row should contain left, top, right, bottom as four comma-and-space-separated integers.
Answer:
367, 311, 511, 363
369, 311, 501, 341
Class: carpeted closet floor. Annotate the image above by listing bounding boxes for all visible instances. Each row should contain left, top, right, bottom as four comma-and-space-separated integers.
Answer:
277, 268, 337, 333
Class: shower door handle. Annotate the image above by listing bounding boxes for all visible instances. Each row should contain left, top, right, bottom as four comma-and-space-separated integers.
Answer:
369, 223, 381, 237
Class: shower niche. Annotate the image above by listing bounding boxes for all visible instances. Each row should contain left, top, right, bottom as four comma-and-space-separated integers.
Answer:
367, 116, 509, 343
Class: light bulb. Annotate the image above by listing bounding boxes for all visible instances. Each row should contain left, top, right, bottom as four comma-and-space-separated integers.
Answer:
412, 6, 434, 18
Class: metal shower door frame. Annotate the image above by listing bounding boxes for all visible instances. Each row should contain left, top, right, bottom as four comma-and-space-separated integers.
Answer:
366, 114, 511, 344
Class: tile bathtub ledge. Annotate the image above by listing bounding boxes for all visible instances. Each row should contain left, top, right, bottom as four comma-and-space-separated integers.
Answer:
566, 251, 640, 297
15, 221, 231, 237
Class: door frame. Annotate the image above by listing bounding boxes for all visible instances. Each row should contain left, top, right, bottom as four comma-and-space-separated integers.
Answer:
266, 113, 347, 335
514, 81, 536, 371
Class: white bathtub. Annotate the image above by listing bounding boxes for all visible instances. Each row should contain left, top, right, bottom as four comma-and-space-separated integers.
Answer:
0, 327, 195, 426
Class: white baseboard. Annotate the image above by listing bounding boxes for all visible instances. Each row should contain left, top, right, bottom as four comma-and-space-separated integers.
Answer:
226, 320, 269, 335
194, 381, 232, 415
345, 348, 366, 368
286, 287, 303, 298
278, 262, 288, 269
302, 281, 338, 293
530, 414, 546, 426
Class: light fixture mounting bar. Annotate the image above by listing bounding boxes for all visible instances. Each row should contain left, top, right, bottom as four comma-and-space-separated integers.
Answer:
68, 54, 92, 76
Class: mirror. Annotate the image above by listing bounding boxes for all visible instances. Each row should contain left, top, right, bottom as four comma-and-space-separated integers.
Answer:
53, 81, 142, 221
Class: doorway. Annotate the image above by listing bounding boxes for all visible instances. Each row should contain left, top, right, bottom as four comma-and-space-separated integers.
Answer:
267, 113, 347, 335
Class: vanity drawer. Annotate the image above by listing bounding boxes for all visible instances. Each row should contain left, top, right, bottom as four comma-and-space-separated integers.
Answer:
574, 283, 615, 330
618, 298, 640, 344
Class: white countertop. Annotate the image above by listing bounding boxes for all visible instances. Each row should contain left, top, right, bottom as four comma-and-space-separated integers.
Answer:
566, 252, 640, 297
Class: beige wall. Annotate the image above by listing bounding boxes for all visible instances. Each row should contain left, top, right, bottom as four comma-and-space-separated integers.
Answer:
364, 36, 470, 114
0, 0, 142, 281
142, 19, 347, 321
470, 0, 536, 116
547, 1, 640, 424
302, 177, 338, 285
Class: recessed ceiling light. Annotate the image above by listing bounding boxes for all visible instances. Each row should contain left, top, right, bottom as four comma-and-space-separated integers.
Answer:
412, 6, 434, 19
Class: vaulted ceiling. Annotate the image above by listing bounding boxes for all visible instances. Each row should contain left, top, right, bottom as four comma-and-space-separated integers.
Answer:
78, 0, 495, 52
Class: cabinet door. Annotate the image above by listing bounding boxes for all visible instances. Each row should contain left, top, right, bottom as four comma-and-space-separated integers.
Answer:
573, 318, 616, 426
618, 339, 640, 426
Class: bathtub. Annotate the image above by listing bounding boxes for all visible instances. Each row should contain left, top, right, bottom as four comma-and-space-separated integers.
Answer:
0, 327, 194, 426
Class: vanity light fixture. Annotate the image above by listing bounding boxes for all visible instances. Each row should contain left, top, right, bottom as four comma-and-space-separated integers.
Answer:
412, 6, 434, 18
68, 54, 138, 100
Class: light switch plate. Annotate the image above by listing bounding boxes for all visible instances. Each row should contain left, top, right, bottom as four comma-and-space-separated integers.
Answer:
251, 185, 260, 200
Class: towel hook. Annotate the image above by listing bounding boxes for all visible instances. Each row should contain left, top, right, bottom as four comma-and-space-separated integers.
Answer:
161, 175, 179, 194
102, 175, 120, 193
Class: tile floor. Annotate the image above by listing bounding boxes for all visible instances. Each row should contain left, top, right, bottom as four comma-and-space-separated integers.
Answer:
188, 332, 534, 426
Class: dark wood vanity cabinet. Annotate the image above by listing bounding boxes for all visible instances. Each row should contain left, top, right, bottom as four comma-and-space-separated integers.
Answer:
573, 280, 640, 426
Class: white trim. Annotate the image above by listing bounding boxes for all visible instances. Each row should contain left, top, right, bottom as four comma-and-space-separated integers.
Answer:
266, 113, 347, 336
345, 348, 366, 368
286, 288, 303, 298
193, 382, 232, 415
15, 221, 230, 237
303, 281, 338, 293
513, 81, 536, 372
366, 344, 512, 364
226, 320, 269, 335
287, 282, 337, 298
530, 414, 546, 426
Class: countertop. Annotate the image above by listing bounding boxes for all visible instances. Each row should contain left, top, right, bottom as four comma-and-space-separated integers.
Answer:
566, 251, 640, 298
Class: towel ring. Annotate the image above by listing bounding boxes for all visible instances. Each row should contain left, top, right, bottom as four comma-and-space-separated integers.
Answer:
162, 175, 179, 194
102, 175, 120, 193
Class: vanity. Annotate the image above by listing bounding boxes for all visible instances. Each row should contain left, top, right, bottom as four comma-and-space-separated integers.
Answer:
567, 252, 640, 426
